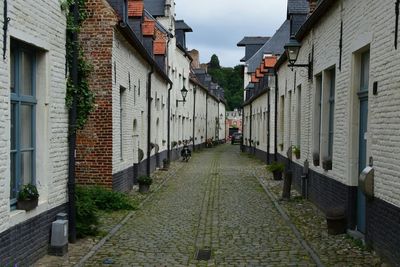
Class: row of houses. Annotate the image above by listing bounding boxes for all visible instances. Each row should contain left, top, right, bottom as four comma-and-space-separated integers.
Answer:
0, 0, 225, 265
239, 0, 400, 264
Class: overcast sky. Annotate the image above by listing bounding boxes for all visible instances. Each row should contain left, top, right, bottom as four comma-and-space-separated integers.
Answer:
175, 0, 287, 67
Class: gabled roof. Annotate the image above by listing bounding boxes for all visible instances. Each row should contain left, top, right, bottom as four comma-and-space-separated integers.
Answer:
143, 0, 166, 17
246, 20, 291, 73
237, 37, 270, 47
175, 20, 193, 32
287, 0, 309, 18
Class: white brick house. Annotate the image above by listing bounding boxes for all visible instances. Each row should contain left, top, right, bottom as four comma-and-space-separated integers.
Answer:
0, 0, 69, 265
241, 0, 400, 264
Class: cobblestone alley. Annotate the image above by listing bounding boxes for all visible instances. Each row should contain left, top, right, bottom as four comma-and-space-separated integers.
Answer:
58, 144, 384, 267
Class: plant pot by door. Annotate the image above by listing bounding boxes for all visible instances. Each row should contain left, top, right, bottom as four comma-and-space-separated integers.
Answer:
273, 171, 282, 181
17, 198, 38, 211
139, 184, 150, 193
326, 208, 347, 235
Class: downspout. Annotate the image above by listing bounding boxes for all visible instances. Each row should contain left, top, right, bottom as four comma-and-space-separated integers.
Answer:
274, 71, 279, 161
192, 85, 196, 151
205, 94, 208, 143
267, 87, 271, 164
166, 36, 172, 161
146, 67, 154, 177
249, 103, 253, 152
167, 83, 173, 161
67, 0, 79, 243
217, 100, 220, 141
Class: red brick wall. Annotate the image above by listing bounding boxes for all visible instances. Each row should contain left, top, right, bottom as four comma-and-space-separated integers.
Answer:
76, 0, 118, 188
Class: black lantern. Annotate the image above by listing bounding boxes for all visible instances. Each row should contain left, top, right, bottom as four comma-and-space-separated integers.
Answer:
181, 86, 188, 101
284, 36, 301, 66
177, 86, 188, 106
283, 35, 313, 80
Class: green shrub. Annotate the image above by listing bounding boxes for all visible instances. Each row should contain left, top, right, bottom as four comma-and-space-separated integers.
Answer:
86, 186, 135, 211
76, 186, 99, 237
18, 184, 39, 200
266, 162, 285, 173
75, 185, 135, 237
138, 176, 153, 186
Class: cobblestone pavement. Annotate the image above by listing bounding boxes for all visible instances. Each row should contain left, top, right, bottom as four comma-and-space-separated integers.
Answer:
36, 145, 387, 266
82, 145, 314, 266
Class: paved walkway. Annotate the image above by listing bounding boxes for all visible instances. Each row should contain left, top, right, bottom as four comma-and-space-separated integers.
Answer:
83, 145, 315, 266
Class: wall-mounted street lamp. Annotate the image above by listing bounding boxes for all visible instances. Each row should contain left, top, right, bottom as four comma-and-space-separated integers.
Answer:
176, 86, 188, 106
284, 36, 313, 79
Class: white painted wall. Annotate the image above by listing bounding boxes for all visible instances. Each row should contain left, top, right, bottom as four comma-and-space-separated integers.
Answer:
0, 0, 68, 233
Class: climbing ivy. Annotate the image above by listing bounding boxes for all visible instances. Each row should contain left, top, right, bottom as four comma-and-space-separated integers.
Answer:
62, 0, 94, 129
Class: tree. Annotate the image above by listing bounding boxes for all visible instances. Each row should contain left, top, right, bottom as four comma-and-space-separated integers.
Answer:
207, 55, 244, 110
209, 54, 221, 69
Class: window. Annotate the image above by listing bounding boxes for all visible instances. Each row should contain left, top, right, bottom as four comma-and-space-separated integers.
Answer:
279, 95, 285, 148
328, 69, 336, 158
120, 87, 126, 160
360, 51, 370, 93
296, 85, 302, 147
313, 74, 322, 157
10, 40, 37, 204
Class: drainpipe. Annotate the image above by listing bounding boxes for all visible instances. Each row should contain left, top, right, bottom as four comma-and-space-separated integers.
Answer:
267, 86, 271, 164
205, 94, 208, 143
67, 0, 79, 243
249, 103, 253, 152
167, 83, 173, 161
192, 85, 196, 151
217, 100, 220, 141
146, 67, 154, 177
274, 71, 279, 161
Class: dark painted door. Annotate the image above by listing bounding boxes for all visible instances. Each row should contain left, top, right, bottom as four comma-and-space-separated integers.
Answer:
357, 96, 368, 233
357, 50, 370, 233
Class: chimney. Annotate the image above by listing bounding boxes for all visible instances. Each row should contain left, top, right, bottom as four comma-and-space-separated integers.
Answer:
128, 0, 144, 17
188, 49, 200, 69
308, 0, 318, 15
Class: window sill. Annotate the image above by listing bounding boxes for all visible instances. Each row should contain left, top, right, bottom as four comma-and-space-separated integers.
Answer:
9, 200, 48, 228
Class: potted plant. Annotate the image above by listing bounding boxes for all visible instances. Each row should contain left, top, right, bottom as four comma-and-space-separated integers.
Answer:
256, 141, 260, 146
172, 141, 177, 148
162, 140, 166, 144
312, 152, 320, 166
266, 162, 285, 180
138, 149, 144, 162
17, 184, 39, 211
138, 176, 153, 193
178, 140, 182, 146
322, 156, 332, 171
279, 143, 284, 151
162, 158, 170, 170
292, 145, 300, 159
150, 142, 156, 150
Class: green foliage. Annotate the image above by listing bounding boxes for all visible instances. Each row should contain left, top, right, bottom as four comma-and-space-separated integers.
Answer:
62, 0, 94, 129
209, 54, 221, 69
138, 176, 153, 186
76, 186, 99, 237
266, 162, 285, 173
75, 186, 135, 237
292, 145, 300, 157
207, 58, 244, 110
17, 184, 39, 200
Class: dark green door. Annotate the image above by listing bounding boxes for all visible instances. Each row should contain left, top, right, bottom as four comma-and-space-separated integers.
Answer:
357, 50, 370, 233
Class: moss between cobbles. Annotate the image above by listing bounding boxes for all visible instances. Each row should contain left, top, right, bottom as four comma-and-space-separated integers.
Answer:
259, 164, 386, 266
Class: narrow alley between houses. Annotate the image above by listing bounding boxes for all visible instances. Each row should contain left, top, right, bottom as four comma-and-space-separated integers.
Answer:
37, 145, 385, 266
